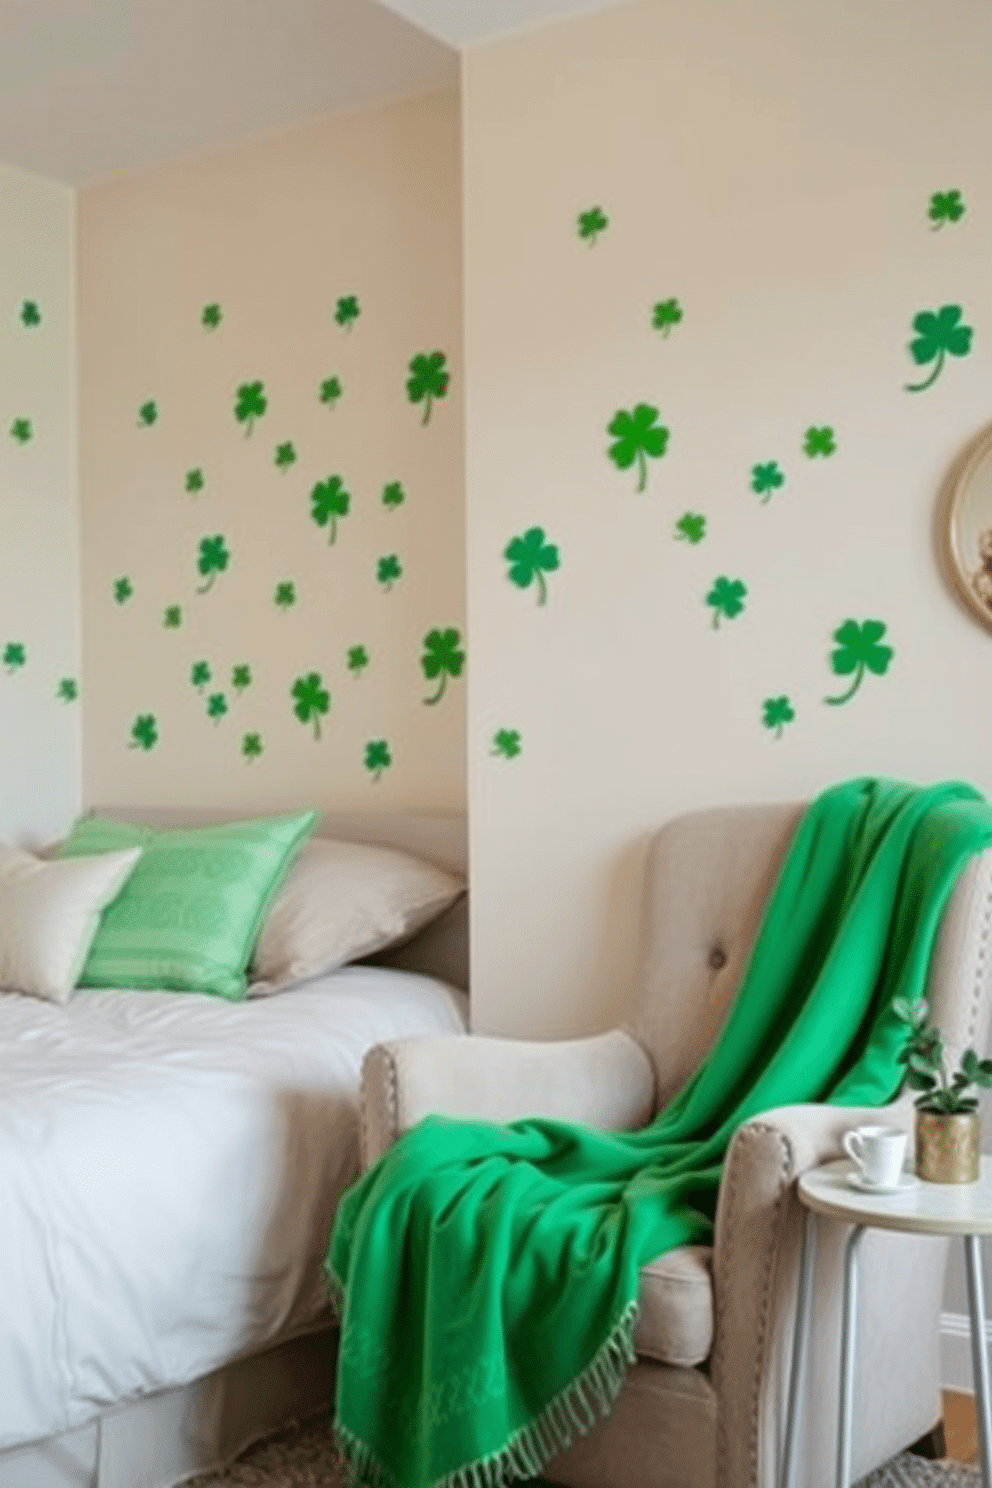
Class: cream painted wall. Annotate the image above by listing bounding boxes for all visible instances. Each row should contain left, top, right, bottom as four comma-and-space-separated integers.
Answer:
78, 89, 464, 816
463, 0, 992, 1037
0, 165, 80, 846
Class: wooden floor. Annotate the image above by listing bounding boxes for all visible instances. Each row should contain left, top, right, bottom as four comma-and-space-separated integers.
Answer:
943, 1389, 978, 1465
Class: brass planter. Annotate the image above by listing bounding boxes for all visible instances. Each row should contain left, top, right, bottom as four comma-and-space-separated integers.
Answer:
915, 1109, 981, 1183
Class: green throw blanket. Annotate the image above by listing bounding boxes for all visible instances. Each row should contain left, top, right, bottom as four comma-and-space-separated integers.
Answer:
327, 777, 992, 1488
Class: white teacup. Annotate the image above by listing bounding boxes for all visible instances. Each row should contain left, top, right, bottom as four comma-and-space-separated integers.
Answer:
843, 1125, 908, 1188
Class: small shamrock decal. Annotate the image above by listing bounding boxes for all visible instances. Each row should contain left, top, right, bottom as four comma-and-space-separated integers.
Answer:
491, 728, 522, 759
904, 305, 973, 393
234, 380, 267, 434
185, 467, 205, 495
3, 642, 26, 672
242, 732, 263, 762
607, 404, 670, 492
10, 417, 32, 444
335, 295, 360, 329
706, 576, 748, 628
274, 441, 296, 470
206, 692, 227, 723
347, 644, 369, 677
762, 696, 795, 739
675, 512, 706, 544
651, 298, 683, 337
163, 605, 182, 628
928, 190, 965, 230
382, 481, 405, 510
130, 714, 158, 751
56, 677, 78, 703
138, 400, 158, 427
319, 375, 342, 407
291, 672, 330, 740
20, 300, 41, 327
196, 534, 229, 593
504, 527, 560, 606
407, 351, 450, 426
421, 627, 465, 706
310, 475, 350, 544
231, 664, 252, 693
274, 581, 296, 609
751, 462, 785, 503
824, 619, 894, 705
364, 739, 392, 781
201, 302, 222, 329
377, 554, 402, 591
577, 206, 608, 244
803, 426, 836, 458
113, 576, 133, 604
190, 660, 212, 691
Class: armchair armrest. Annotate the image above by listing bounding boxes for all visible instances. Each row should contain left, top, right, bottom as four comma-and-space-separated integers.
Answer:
360, 1027, 655, 1169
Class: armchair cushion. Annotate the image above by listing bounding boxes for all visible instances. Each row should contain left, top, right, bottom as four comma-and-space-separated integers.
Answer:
634, 1244, 713, 1367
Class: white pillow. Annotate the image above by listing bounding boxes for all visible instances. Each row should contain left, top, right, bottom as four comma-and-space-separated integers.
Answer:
0, 842, 142, 1002
249, 838, 465, 995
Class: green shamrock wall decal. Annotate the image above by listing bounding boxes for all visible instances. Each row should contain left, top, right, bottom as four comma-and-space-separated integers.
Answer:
491, 728, 522, 759
607, 404, 670, 492
364, 740, 392, 781
138, 401, 158, 427
335, 295, 360, 329
231, 664, 252, 693
751, 462, 785, 503
242, 732, 263, 762
190, 660, 211, 691
234, 381, 267, 434
762, 696, 795, 739
407, 351, 450, 425
129, 714, 158, 750
347, 644, 369, 677
310, 475, 350, 544
274, 441, 296, 470
56, 677, 78, 702
201, 303, 222, 330
421, 628, 465, 706
274, 581, 296, 609
3, 642, 26, 672
706, 577, 748, 628
291, 672, 330, 739
675, 512, 706, 544
113, 576, 133, 604
163, 605, 182, 628
185, 467, 205, 495
377, 554, 402, 591
20, 300, 41, 327
206, 692, 227, 723
651, 299, 683, 337
803, 426, 836, 458
904, 305, 973, 392
382, 481, 405, 510
504, 527, 560, 606
10, 417, 32, 444
196, 534, 229, 593
577, 206, 608, 244
824, 618, 893, 705
928, 190, 965, 229
319, 375, 342, 407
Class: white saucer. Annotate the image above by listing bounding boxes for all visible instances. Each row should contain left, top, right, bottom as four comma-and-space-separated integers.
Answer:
846, 1170, 920, 1195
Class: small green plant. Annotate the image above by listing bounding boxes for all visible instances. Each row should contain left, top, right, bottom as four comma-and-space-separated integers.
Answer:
894, 997, 992, 1113
407, 351, 450, 425
577, 206, 608, 244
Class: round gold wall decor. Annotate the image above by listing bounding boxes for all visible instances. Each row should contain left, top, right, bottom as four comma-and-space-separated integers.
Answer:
941, 420, 992, 634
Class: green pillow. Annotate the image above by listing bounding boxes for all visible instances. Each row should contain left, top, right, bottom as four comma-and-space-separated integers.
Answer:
58, 811, 317, 999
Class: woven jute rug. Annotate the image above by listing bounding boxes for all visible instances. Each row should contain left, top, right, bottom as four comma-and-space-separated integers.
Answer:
185, 1414, 982, 1487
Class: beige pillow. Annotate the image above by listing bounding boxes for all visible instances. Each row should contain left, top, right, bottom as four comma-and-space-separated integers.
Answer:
0, 842, 142, 1002
249, 838, 465, 995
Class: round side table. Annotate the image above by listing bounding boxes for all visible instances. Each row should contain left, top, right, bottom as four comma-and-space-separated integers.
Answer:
778, 1155, 992, 1488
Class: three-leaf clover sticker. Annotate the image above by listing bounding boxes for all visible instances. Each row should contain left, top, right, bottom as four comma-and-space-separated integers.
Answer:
20, 300, 41, 327
234, 381, 267, 434
751, 462, 785, 503
10, 417, 32, 444
803, 426, 836, 458
607, 404, 670, 492
190, 660, 211, 691
185, 467, 205, 495
231, 664, 252, 693
56, 677, 78, 703
347, 644, 369, 677
504, 527, 560, 606
206, 692, 227, 723
421, 628, 465, 706
196, 534, 229, 593
491, 728, 522, 759
3, 642, 26, 672
163, 605, 182, 629
706, 576, 748, 628
319, 375, 342, 407
274, 581, 296, 609
928, 190, 965, 229
652, 298, 683, 337
406, 351, 450, 425
335, 295, 360, 329
291, 672, 330, 740
577, 206, 608, 244
364, 740, 392, 781
310, 475, 350, 544
274, 441, 296, 470
242, 732, 263, 762
762, 696, 795, 739
201, 302, 222, 330
824, 618, 894, 705
130, 714, 158, 751
377, 554, 402, 590
138, 400, 157, 427
113, 576, 133, 604
382, 481, 405, 510
675, 512, 706, 544
904, 305, 973, 392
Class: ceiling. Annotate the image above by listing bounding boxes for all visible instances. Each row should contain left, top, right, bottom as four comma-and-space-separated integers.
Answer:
0, 0, 624, 188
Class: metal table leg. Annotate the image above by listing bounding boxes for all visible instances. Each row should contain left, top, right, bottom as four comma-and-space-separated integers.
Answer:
836, 1225, 866, 1488
780, 1208, 817, 1488
964, 1233, 992, 1485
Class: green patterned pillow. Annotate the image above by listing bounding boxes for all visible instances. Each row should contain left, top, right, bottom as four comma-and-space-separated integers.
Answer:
57, 811, 317, 999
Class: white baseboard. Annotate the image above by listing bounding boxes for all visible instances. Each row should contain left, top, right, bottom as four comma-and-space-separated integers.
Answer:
941, 1310, 989, 1393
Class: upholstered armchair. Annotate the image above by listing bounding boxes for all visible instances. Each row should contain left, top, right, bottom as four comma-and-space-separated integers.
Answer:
360, 802, 992, 1488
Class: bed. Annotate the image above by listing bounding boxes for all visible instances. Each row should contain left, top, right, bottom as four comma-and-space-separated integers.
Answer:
0, 809, 469, 1488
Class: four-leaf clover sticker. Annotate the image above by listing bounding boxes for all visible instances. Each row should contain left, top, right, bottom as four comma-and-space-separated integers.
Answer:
364, 740, 392, 781
607, 404, 670, 492
291, 672, 330, 739
824, 618, 894, 705
196, 534, 230, 593
706, 576, 748, 628
421, 628, 465, 706
504, 527, 560, 606
491, 729, 522, 759
928, 190, 965, 229
407, 351, 450, 425
577, 206, 608, 244
904, 305, 973, 392
762, 696, 795, 739
652, 298, 683, 337
3, 642, 26, 672
347, 644, 369, 677
234, 380, 267, 434
130, 714, 158, 751
10, 417, 32, 444
803, 426, 836, 458
675, 513, 706, 544
310, 475, 351, 544
335, 296, 360, 330
751, 462, 785, 503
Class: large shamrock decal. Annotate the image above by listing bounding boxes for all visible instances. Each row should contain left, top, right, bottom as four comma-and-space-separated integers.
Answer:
421, 628, 465, 706
705, 577, 747, 628
407, 351, 450, 425
928, 190, 965, 229
607, 404, 669, 492
824, 619, 894, 705
577, 206, 608, 244
751, 462, 784, 502
129, 714, 158, 751
196, 534, 230, 593
803, 426, 836, 458
762, 696, 795, 739
491, 728, 522, 759
904, 305, 973, 392
310, 475, 350, 544
364, 740, 392, 781
504, 527, 560, 606
291, 672, 330, 739
675, 512, 706, 544
651, 298, 683, 337
234, 381, 267, 434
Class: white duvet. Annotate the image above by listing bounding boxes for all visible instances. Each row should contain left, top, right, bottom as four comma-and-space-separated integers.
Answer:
0, 967, 467, 1450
